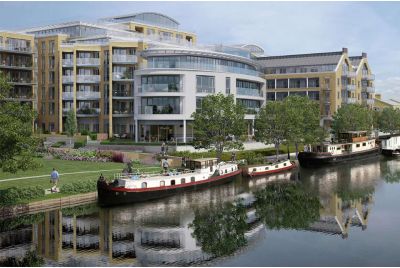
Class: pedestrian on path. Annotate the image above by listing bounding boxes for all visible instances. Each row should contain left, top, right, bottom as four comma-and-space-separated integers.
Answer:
50, 168, 60, 192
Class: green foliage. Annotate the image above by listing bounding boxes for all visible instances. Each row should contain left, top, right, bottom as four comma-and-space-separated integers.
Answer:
239, 150, 264, 165
255, 182, 321, 230
377, 107, 400, 134
0, 186, 45, 206
0, 250, 44, 267
60, 178, 98, 194
80, 129, 89, 136
383, 170, 400, 184
331, 104, 373, 136
73, 140, 86, 149
64, 110, 77, 138
0, 73, 39, 173
0, 213, 45, 232
61, 203, 99, 217
189, 201, 248, 257
51, 141, 66, 148
89, 132, 97, 141
191, 93, 247, 160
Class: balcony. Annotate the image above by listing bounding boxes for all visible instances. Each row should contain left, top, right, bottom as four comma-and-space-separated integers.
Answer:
362, 73, 375, 80
7, 77, 34, 85
62, 76, 74, 84
112, 73, 134, 81
344, 85, 356, 91
76, 58, 100, 66
245, 108, 260, 114
346, 98, 357, 104
76, 107, 100, 116
363, 86, 375, 93
113, 109, 134, 117
62, 59, 74, 67
6, 93, 35, 100
112, 54, 138, 64
236, 87, 263, 97
140, 83, 182, 93
62, 92, 74, 99
76, 75, 100, 83
364, 99, 374, 105
0, 44, 32, 54
112, 89, 134, 98
76, 91, 100, 100
140, 105, 180, 115
196, 87, 215, 94
62, 107, 72, 114
342, 70, 356, 78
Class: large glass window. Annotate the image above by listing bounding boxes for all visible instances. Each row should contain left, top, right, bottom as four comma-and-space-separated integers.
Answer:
226, 77, 231, 94
276, 92, 288, 101
276, 79, 288, 89
308, 91, 320, 101
141, 97, 180, 114
141, 75, 181, 92
237, 99, 261, 114
267, 92, 276, 101
308, 78, 320, 88
267, 79, 275, 89
236, 80, 262, 96
196, 76, 215, 93
289, 78, 307, 88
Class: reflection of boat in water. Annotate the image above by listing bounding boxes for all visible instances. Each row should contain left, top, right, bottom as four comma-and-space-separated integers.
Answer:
380, 134, 400, 157
242, 160, 296, 177
298, 131, 380, 168
97, 158, 241, 206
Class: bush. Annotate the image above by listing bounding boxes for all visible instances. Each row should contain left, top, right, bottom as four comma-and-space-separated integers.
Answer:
80, 129, 89, 136
60, 178, 98, 194
89, 132, 97, 141
74, 140, 86, 149
112, 151, 124, 163
0, 186, 45, 206
51, 141, 66, 148
48, 148, 111, 162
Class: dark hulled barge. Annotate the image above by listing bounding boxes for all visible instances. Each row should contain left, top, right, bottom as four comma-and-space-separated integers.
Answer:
298, 131, 380, 168
97, 158, 241, 206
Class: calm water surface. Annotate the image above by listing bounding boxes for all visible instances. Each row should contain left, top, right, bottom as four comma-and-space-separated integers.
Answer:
1, 157, 400, 266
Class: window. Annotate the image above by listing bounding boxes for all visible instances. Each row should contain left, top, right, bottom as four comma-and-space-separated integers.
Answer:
308, 91, 320, 101
141, 182, 147, 188
160, 181, 165, 187
267, 92, 276, 101
236, 80, 261, 96
308, 78, 320, 88
171, 180, 175, 186
141, 75, 180, 92
191, 177, 195, 182
226, 77, 231, 94
289, 78, 307, 88
252, 168, 257, 172
276, 79, 288, 89
266, 79, 275, 89
276, 92, 288, 101
356, 144, 360, 148
41, 41, 46, 53
196, 76, 215, 93
265, 167, 269, 170
181, 178, 186, 184
141, 97, 180, 114
362, 142, 366, 146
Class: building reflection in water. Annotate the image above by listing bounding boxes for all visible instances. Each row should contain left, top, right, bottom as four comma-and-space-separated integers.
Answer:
0, 159, 398, 266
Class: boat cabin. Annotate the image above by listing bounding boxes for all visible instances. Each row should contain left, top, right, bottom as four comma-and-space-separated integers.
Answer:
338, 131, 368, 143
184, 158, 219, 171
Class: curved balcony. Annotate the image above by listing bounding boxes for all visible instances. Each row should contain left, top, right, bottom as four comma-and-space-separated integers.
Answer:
112, 54, 138, 64
76, 75, 100, 83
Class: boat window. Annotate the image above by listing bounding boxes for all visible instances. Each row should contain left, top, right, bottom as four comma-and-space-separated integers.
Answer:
171, 180, 175, 186
284, 163, 287, 166
160, 181, 165, 187
181, 178, 186, 184
191, 177, 195, 182
275, 165, 279, 168
356, 144, 360, 148
210, 166, 213, 172
337, 147, 341, 150
225, 169, 227, 174
265, 167, 269, 170
141, 182, 147, 188
363, 142, 366, 146
252, 168, 257, 172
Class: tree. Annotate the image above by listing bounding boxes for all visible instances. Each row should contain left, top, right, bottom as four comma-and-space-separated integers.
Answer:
0, 74, 39, 173
331, 104, 373, 136
254, 101, 287, 161
377, 107, 400, 135
191, 93, 246, 161
64, 110, 77, 145
284, 96, 325, 158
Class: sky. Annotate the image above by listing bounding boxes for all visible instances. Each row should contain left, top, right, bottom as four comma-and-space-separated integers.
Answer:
0, 1, 399, 99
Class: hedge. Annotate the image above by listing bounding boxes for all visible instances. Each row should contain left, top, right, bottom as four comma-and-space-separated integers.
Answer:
0, 186, 45, 206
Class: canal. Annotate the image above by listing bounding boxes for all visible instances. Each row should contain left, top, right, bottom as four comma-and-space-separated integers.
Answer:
1, 157, 400, 266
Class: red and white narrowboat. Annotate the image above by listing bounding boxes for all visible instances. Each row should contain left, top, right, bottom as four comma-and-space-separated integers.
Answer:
97, 158, 241, 206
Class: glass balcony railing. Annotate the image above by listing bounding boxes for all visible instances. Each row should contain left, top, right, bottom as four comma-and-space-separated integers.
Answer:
362, 73, 375, 80
76, 75, 100, 83
7, 77, 33, 84
140, 105, 180, 114
76, 58, 100, 66
346, 97, 357, 104
112, 89, 134, 97
62, 76, 74, 83
62, 59, 73, 67
76, 91, 100, 99
140, 83, 182, 93
113, 109, 134, 115
62, 92, 74, 99
344, 85, 356, 91
76, 107, 100, 115
342, 70, 356, 77
0, 44, 32, 53
112, 54, 138, 64
112, 73, 134, 80
196, 87, 215, 93
362, 86, 375, 93
62, 107, 72, 113
244, 107, 260, 114
236, 87, 263, 97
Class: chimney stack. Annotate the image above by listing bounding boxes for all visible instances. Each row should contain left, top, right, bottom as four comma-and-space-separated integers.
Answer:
342, 47, 348, 53
362, 52, 367, 58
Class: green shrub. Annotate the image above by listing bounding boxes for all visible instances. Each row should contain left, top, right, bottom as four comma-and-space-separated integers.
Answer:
80, 129, 89, 136
0, 186, 45, 206
74, 140, 86, 149
51, 141, 66, 148
60, 178, 98, 194
89, 132, 97, 141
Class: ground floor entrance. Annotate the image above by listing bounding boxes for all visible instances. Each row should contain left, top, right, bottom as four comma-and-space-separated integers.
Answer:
136, 120, 193, 143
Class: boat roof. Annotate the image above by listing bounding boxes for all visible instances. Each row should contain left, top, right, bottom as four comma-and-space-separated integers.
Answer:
192, 158, 218, 162
340, 131, 367, 134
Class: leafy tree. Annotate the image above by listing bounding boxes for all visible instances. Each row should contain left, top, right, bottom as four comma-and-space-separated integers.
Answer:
377, 107, 400, 134
331, 104, 373, 136
191, 93, 246, 161
254, 101, 287, 161
189, 201, 248, 257
64, 109, 77, 145
0, 74, 39, 173
284, 96, 325, 158
254, 182, 321, 230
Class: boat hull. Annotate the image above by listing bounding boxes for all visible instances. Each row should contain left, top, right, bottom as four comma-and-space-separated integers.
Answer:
97, 169, 242, 207
298, 147, 381, 168
242, 161, 297, 177
381, 149, 400, 157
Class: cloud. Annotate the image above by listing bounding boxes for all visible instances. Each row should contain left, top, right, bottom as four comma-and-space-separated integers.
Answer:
375, 77, 400, 100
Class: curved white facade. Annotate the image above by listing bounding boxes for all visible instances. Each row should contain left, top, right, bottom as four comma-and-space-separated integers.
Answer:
134, 47, 266, 143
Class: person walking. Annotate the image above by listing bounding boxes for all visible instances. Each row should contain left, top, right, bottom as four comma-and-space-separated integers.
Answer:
50, 168, 60, 192
162, 157, 169, 173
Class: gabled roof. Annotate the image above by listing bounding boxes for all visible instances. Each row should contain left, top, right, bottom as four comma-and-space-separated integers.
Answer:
256, 51, 343, 68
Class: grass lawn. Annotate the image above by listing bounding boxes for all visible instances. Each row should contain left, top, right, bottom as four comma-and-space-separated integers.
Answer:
0, 158, 161, 190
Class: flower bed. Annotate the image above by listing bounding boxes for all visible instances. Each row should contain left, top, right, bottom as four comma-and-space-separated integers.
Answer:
48, 148, 113, 162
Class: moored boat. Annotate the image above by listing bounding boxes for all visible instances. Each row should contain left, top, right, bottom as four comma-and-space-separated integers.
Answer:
298, 131, 380, 168
241, 159, 296, 177
380, 134, 400, 157
97, 158, 241, 206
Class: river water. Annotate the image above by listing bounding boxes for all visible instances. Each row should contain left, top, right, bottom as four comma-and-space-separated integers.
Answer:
1, 157, 400, 266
